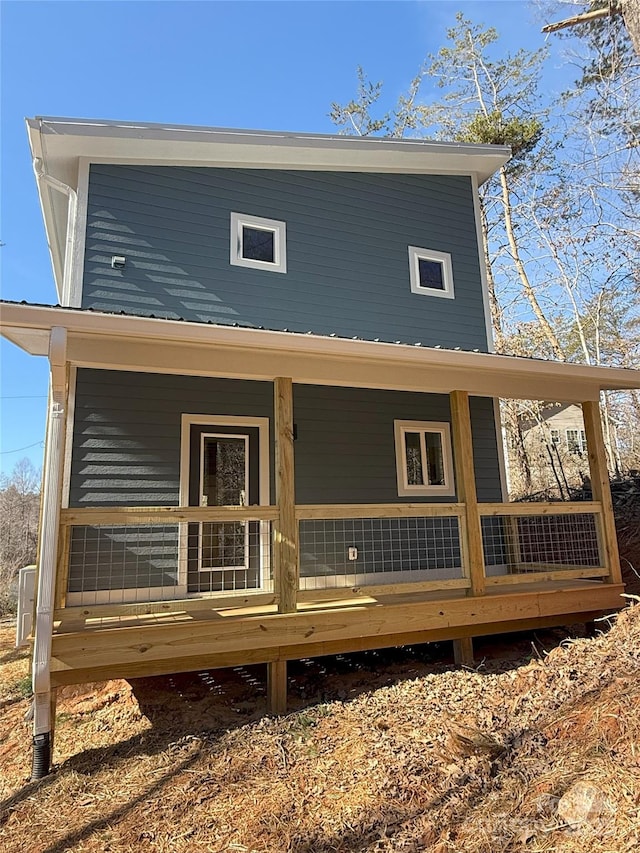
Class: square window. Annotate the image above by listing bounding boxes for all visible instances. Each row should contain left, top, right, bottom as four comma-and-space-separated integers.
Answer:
408, 246, 454, 298
394, 420, 455, 496
230, 213, 286, 273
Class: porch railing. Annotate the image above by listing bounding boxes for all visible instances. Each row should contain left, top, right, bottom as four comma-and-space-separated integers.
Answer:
55, 500, 611, 614
479, 501, 608, 585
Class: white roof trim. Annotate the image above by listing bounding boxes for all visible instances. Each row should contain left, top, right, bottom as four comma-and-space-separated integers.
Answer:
2, 302, 640, 403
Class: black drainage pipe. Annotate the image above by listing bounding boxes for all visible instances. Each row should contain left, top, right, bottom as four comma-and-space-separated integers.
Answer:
31, 732, 51, 780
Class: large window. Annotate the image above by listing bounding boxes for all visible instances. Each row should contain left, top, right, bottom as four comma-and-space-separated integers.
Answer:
408, 246, 454, 298
394, 420, 455, 496
230, 212, 287, 273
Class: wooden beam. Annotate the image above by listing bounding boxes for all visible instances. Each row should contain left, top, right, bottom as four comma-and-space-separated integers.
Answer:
582, 400, 622, 584
453, 637, 474, 667
267, 660, 287, 715
296, 503, 463, 520
49, 590, 622, 687
50, 581, 623, 679
450, 390, 485, 596
60, 505, 279, 525
274, 377, 298, 613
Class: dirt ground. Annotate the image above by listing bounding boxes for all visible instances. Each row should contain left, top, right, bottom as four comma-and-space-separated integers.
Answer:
2, 594, 639, 853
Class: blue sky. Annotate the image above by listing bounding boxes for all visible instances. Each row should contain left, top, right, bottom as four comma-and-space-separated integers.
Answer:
0, 0, 571, 476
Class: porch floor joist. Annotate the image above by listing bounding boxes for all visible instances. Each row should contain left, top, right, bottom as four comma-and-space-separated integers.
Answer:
49, 580, 624, 686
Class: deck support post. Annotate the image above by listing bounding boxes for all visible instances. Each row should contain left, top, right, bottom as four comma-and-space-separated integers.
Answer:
450, 390, 485, 596
31, 327, 68, 779
274, 377, 298, 613
582, 399, 622, 585
267, 660, 288, 715
453, 637, 474, 667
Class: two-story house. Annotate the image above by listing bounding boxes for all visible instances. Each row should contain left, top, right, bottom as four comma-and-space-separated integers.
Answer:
3, 117, 640, 778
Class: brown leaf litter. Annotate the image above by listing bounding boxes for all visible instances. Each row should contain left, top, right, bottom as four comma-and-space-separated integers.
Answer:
1, 601, 639, 853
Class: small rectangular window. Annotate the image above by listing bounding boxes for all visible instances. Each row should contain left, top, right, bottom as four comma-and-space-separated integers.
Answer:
408, 246, 454, 298
394, 420, 455, 496
550, 429, 560, 445
230, 213, 286, 273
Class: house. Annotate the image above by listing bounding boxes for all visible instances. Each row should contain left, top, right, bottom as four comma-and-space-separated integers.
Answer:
505, 402, 593, 498
3, 117, 640, 779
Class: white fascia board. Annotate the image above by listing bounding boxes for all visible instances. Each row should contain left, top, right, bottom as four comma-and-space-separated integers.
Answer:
27, 117, 511, 183
2, 302, 640, 400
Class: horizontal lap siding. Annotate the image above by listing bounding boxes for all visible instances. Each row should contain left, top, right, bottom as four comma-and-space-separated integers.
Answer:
69, 370, 274, 506
70, 373, 502, 506
293, 386, 501, 504
68, 373, 501, 590
83, 166, 489, 351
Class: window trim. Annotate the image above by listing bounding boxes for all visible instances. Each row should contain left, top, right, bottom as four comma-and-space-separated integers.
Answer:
408, 246, 454, 298
230, 212, 287, 273
394, 420, 455, 497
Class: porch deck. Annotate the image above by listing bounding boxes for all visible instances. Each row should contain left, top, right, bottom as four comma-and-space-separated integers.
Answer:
49, 578, 623, 687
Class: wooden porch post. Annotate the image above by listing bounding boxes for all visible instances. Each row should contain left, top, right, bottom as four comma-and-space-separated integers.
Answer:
274, 377, 298, 613
267, 660, 288, 716
270, 377, 297, 715
450, 390, 485, 597
582, 399, 622, 585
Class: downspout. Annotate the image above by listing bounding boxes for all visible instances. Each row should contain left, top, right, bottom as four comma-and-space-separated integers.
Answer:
32, 157, 78, 306
31, 326, 67, 779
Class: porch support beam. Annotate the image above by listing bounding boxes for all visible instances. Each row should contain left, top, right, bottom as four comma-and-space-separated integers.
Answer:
453, 637, 474, 667
274, 377, 298, 613
267, 660, 288, 716
450, 390, 485, 596
582, 399, 622, 584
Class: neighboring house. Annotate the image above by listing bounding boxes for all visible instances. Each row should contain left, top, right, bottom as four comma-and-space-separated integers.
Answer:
3, 117, 640, 778
510, 403, 592, 497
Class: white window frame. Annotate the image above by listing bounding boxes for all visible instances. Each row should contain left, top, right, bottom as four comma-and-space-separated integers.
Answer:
230, 212, 287, 273
394, 420, 455, 497
408, 246, 454, 299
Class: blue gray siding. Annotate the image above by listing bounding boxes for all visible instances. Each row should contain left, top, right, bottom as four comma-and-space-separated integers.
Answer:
70, 372, 502, 507
68, 371, 501, 591
69, 370, 275, 506
82, 165, 489, 351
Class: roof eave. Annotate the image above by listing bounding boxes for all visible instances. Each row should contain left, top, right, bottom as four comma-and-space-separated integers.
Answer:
3, 302, 639, 404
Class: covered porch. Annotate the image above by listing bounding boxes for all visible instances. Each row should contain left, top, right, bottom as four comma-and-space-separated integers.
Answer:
2, 302, 637, 715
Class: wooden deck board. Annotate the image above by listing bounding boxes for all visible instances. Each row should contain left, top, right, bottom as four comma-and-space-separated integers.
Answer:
49, 580, 625, 686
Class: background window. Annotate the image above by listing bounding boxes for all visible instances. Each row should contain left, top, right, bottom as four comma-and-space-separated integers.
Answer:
408, 246, 454, 298
394, 420, 455, 496
230, 213, 287, 273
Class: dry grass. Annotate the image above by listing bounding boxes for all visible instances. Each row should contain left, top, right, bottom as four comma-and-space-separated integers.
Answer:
1, 604, 639, 853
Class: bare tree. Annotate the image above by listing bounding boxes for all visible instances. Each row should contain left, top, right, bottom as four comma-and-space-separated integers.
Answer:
0, 458, 41, 613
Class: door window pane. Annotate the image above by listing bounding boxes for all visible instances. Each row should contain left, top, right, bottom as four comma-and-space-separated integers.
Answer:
202, 436, 246, 506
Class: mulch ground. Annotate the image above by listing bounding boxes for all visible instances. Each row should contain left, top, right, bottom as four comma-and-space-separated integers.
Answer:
1, 594, 639, 853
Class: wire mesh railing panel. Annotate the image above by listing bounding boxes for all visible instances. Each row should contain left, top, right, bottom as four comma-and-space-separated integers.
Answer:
481, 512, 604, 575
299, 515, 463, 589
66, 520, 272, 603
68, 524, 180, 599
186, 520, 271, 594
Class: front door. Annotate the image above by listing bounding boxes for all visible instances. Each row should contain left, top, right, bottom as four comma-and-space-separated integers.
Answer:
188, 424, 262, 593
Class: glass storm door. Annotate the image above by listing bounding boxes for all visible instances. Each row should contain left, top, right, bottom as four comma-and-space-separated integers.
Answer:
188, 425, 261, 594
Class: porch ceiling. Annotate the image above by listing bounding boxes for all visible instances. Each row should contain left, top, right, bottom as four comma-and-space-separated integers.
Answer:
3, 301, 640, 402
